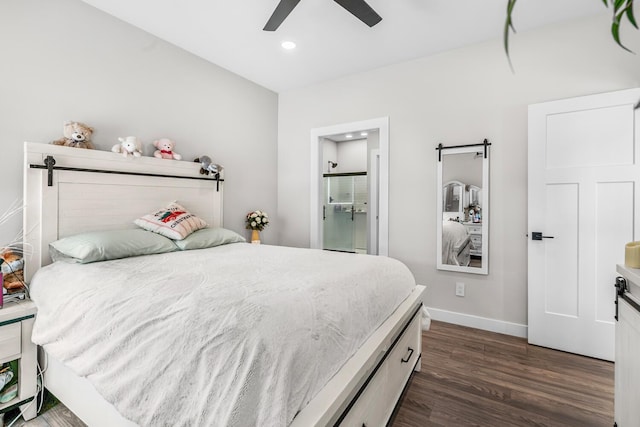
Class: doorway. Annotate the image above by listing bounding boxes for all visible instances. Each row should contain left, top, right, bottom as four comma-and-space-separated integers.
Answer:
310, 117, 389, 256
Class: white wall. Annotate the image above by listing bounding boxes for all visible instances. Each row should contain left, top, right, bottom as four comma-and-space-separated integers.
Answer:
277, 14, 640, 328
335, 139, 367, 173
322, 138, 368, 173
0, 0, 278, 246
322, 138, 338, 173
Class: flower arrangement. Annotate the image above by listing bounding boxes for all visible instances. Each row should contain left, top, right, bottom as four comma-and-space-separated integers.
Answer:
245, 210, 269, 231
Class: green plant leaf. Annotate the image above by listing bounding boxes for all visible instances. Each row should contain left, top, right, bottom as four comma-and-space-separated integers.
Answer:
503, 0, 637, 66
625, 2, 638, 28
503, 0, 517, 69
611, 20, 634, 52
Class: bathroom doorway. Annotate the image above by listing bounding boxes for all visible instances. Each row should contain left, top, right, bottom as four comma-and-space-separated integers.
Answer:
310, 117, 389, 256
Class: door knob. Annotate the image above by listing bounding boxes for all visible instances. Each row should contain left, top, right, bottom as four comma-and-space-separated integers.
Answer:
532, 232, 554, 241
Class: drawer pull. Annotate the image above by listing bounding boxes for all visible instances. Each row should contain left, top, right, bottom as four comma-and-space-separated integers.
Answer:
401, 347, 414, 363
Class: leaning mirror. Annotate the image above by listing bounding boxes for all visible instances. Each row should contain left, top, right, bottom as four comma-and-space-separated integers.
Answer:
436, 144, 489, 274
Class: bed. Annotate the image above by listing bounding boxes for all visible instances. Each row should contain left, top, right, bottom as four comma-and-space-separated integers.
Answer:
442, 220, 472, 266
22, 142, 427, 426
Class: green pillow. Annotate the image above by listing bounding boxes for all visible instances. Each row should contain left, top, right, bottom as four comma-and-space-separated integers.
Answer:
49, 229, 177, 264
173, 227, 246, 251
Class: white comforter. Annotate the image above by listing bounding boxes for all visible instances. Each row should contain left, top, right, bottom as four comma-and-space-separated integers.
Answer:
442, 220, 470, 265
30, 243, 416, 427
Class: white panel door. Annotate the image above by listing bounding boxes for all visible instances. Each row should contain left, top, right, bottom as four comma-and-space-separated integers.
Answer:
528, 88, 640, 361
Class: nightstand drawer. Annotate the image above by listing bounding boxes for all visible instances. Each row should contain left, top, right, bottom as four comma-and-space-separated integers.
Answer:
466, 224, 482, 234
0, 322, 21, 360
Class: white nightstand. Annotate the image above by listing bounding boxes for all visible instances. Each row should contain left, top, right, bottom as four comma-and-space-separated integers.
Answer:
0, 299, 37, 421
463, 222, 482, 256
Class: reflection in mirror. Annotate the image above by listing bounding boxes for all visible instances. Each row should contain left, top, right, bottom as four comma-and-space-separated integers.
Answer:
436, 146, 489, 275
443, 180, 464, 221
327, 175, 354, 204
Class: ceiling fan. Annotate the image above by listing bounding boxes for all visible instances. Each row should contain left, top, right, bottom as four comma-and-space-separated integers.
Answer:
263, 0, 382, 31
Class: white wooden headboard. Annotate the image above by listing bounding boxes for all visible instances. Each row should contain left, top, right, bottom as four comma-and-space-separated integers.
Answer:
23, 142, 224, 282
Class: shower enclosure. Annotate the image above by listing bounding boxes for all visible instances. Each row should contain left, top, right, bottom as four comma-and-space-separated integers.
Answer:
323, 173, 367, 253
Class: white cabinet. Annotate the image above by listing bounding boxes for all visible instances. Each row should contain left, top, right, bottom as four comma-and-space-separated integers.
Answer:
0, 300, 37, 421
464, 222, 482, 256
615, 265, 640, 427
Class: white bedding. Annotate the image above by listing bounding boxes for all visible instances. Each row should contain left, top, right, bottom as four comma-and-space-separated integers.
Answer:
30, 243, 417, 427
442, 220, 471, 266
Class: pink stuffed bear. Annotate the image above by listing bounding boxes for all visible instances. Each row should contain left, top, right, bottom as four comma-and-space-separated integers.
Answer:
153, 138, 182, 160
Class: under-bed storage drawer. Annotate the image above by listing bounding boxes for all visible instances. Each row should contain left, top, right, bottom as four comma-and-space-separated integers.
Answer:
0, 322, 21, 361
338, 309, 421, 426
339, 356, 389, 426
386, 313, 421, 401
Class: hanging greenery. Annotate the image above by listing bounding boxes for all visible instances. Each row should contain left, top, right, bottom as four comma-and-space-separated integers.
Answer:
504, 0, 638, 62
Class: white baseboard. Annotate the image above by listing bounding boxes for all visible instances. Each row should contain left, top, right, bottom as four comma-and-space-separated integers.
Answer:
426, 307, 528, 338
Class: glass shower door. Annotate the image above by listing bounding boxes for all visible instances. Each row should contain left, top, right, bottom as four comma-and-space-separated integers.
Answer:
323, 174, 367, 253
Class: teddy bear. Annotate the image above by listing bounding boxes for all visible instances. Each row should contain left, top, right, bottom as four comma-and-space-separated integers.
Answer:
194, 155, 223, 176
112, 136, 143, 158
51, 121, 95, 149
153, 138, 181, 160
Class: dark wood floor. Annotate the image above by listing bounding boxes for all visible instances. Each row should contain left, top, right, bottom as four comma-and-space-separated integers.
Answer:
7, 402, 84, 427
9, 320, 614, 427
390, 320, 614, 427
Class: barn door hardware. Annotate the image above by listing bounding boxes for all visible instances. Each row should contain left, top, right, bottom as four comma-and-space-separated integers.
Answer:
30, 155, 223, 191
43, 155, 56, 186
614, 276, 640, 321
436, 138, 491, 162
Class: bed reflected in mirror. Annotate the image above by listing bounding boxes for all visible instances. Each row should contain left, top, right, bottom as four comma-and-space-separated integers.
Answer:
436, 145, 489, 275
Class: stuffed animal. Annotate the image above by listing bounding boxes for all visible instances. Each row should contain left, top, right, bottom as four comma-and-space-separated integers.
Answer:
194, 156, 223, 176
153, 138, 181, 160
1, 250, 24, 291
112, 136, 143, 158
51, 121, 95, 149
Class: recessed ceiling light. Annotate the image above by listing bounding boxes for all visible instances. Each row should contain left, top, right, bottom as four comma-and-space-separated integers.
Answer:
360, 132, 368, 136
345, 134, 353, 138
281, 41, 296, 50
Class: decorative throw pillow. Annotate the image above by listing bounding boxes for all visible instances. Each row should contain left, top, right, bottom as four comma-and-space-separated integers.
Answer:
173, 227, 246, 250
134, 202, 208, 240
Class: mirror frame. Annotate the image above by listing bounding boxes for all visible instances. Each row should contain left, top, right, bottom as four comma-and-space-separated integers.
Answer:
436, 146, 489, 275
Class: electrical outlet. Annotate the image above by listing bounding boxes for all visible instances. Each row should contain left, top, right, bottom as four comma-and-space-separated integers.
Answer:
455, 282, 465, 297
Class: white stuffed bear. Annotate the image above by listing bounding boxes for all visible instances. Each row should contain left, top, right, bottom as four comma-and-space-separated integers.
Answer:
112, 136, 142, 158
153, 138, 181, 160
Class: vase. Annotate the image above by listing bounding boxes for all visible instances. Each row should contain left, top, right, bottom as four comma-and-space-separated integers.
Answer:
251, 229, 260, 244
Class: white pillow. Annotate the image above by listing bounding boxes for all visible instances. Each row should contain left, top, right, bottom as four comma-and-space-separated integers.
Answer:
134, 202, 208, 240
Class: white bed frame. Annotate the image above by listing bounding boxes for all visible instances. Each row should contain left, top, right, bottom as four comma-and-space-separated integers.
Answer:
23, 142, 426, 426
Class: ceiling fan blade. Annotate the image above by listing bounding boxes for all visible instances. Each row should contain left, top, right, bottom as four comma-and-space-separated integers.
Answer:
333, 0, 382, 27
263, 0, 302, 31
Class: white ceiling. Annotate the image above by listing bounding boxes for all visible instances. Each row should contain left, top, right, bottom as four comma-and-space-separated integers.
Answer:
81, 0, 605, 93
